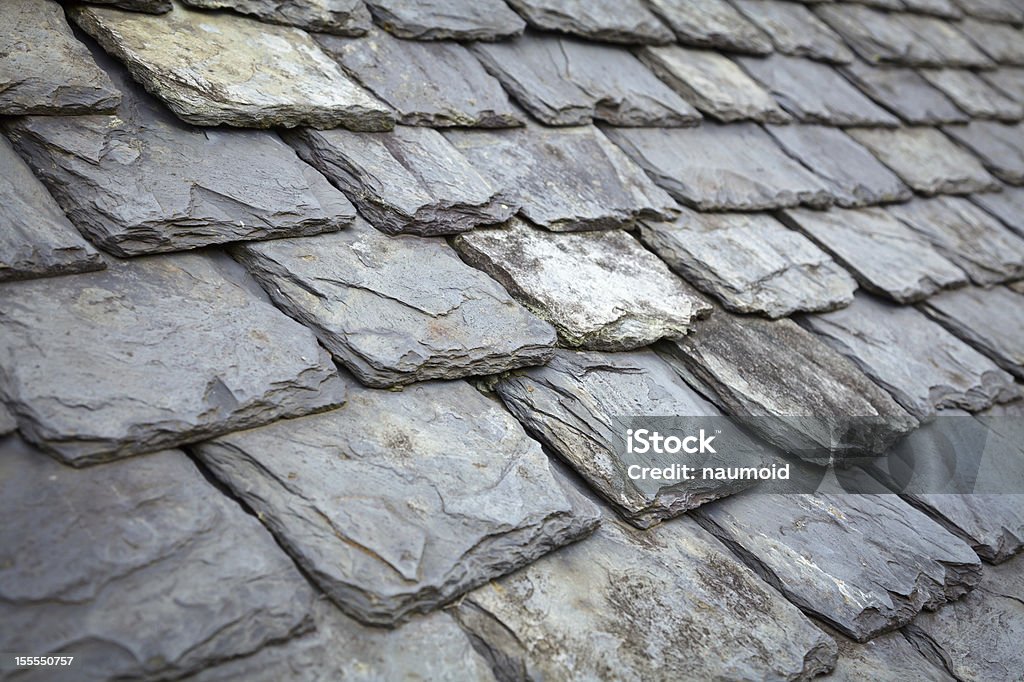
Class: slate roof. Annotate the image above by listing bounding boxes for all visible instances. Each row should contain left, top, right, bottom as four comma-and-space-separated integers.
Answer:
1, 0, 1023, 679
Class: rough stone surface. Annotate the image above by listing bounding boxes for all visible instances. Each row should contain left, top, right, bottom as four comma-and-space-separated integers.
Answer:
646, 0, 773, 54
362, 0, 525, 40
638, 46, 789, 123
605, 124, 833, 211
71, 2, 394, 130
802, 293, 1020, 421
503, 0, 674, 44
731, 0, 854, 63
79, 0, 173, 11
821, 628, 955, 681
452, 219, 711, 350
983, 66, 1024, 100
445, 126, 678, 231
0, 438, 316, 681
840, 61, 970, 125
695, 492, 982, 641
903, 0, 964, 19
286, 127, 513, 236
195, 378, 601, 627
0, 405, 16, 436
848, 127, 1000, 195
0, 0, 121, 115
0, 252, 346, 465
920, 69, 1024, 120
895, 12, 996, 67
953, 0, 1024, 22
316, 29, 521, 128
944, 121, 1024, 184
471, 35, 700, 127
232, 219, 556, 388
957, 17, 1024, 64
780, 206, 967, 303
971, 184, 1024, 235
181, 0, 372, 34
640, 209, 856, 317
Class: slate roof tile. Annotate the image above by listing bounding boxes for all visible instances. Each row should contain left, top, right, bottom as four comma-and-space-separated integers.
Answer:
646, 0, 774, 54
503, 0, 675, 44
840, 61, 970, 125
0, 405, 16, 437
730, 0, 855, 63
180, 0, 373, 35
943, 121, 1024, 184
902, 0, 965, 18
953, 0, 1024, 22
894, 12, 997, 67
982, 66, 1024, 99
80, 0, 173, 13
919, 68, 1024, 120
956, 17, 1024, 64
970, 184, 1024, 234
362, 0, 526, 40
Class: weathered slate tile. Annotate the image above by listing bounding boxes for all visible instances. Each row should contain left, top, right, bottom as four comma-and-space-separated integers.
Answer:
640, 208, 857, 317
316, 29, 520, 128
900, 0, 963, 18
840, 61, 969, 125
0, 0, 120, 115
801, 293, 1020, 420
920, 69, 1024, 120
766, 124, 912, 207
0, 252, 346, 465
887, 196, 1024, 284
953, 0, 1024, 22
695, 492, 981, 641
971, 184, 1024, 235
847, 127, 1000, 195
780, 206, 967, 303
943, 121, 1024, 184
471, 35, 700, 127
362, 0, 525, 40
453, 220, 710, 350
503, 0, 674, 44
232, 220, 555, 388
0, 137, 105, 282
605, 124, 833, 211
0, 405, 16, 436
738, 54, 900, 126
195, 378, 601, 626
822, 627, 955, 682
957, 18, 1024, 65
444, 126, 677, 231
646, 0, 773, 54
983, 66, 1024, 100
638, 46, 790, 123
181, 0, 372, 34
731, 0, 854, 63
71, 2, 393, 130
895, 12, 996, 67
0, 437, 315, 681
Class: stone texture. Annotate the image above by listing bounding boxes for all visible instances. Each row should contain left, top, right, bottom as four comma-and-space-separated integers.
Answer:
731, 0, 854, 63
944, 121, 1024, 184
847, 127, 1000, 195
605, 124, 833, 211
0, 437, 315, 681
971, 184, 1024, 235
80, 0, 173, 11
285, 127, 513, 236
640, 208, 857, 317
471, 35, 701, 127
695, 492, 982, 641
71, 2, 394, 130
0, 252, 346, 465
646, 0, 773, 54
0, 136, 105, 282
822, 628, 954, 682
232, 219, 556, 388
840, 61, 969, 125
503, 0, 674, 44
444, 126, 678, 231
195, 378, 601, 626
953, 0, 1024, 22
316, 29, 521, 128
903, 0, 964, 18
452, 220, 711, 350
638, 46, 789, 123
983, 66, 1024, 100
895, 12, 996, 67
738, 54, 900, 126
181, 0, 372, 34
957, 17, 1024, 64
0, 0, 121, 115
802, 293, 1020, 421
920, 69, 1024, 120
362, 0, 525, 40
780, 206, 967, 303
0, 405, 16, 436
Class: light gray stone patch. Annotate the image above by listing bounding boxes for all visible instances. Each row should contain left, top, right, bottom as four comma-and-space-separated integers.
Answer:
181, 0, 372, 34
944, 121, 1024, 184
738, 54, 900, 126
801, 293, 1020, 421
471, 35, 701, 127
902, 0, 964, 18
895, 12, 996, 67
847, 127, 1000, 195
362, 0, 525, 40
0, 405, 16, 436
195, 378, 601, 626
646, 0, 773, 54
452, 219, 711, 351
840, 61, 969, 125
953, 0, 1024, 22
0, 0, 121, 115
604, 124, 833, 211
0, 438, 316, 681
887, 196, 1024, 284
780, 206, 968, 303
316, 29, 521, 128
71, 2, 394, 130
503, 0, 674, 44
983, 66, 1024, 100
638, 46, 790, 123
0, 136, 105, 282
0, 252, 346, 465
231, 219, 556, 388
444, 126, 678, 231
640, 208, 857, 317
971, 184, 1024, 236
731, 0, 854, 63
821, 627, 955, 681
920, 69, 1024, 121
957, 18, 1024, 65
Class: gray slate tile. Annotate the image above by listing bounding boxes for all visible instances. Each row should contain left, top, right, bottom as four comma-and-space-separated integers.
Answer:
731, 0, 855, 63
362, 0, 525, 40
605, 124, 833, 211
971, 184, 1024, 235
943, 121, 1024, 184
640, 208, 857, 317
822, 628, 955, 682
444, 126, 678, 231
504, 0, 674, 44
840, 61, 969, 125
78, 0, 172, 10
195, 378, 601, 626
316, 29, 521, 128
903, 0, 964, 18
181, 0, 372, 34
0, 0, 120, 115
953, 0, 1024, 22
0, 438, 316, 681
71, 2, 394, 130
895, 12, 996, 67
471, 34, 700, 127
452, 219, 711, 350
0, 252, 346, 465
646, 0, 773, 54
0, 405, 16, 436
957, 17, 1024, 64
232, 219, 556, 388
983, 66, 1024, 100
920, 69, 1024, 121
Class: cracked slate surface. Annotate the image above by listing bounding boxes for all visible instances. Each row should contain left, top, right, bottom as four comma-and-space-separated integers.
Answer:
362, 0, 525, 40
180, 0, 372, 34
646, 0, 772, 54
504, 0, 674, 44
943, 121, 1024, 184
840, 61, 970, 125
823, 629, 954, 681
